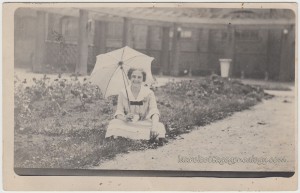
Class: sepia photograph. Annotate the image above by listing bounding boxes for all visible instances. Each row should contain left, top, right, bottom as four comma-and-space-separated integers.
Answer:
2, 2, 297, 191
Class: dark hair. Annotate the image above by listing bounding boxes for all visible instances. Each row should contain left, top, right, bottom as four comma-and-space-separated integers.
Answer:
127, 68, 146, 82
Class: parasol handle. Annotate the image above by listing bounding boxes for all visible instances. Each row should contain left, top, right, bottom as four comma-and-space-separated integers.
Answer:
120, 65, 131, 113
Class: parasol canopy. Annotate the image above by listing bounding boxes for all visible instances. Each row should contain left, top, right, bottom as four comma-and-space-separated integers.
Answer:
90, 46, 155, 98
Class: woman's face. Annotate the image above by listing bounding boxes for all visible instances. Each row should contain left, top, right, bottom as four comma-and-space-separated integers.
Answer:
130, 70, 143, 86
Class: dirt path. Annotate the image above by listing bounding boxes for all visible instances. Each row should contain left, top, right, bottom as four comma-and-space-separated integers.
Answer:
93, 89, 295, 171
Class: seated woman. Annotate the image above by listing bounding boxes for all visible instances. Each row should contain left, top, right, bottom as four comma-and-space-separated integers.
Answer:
105, 68, 166, 145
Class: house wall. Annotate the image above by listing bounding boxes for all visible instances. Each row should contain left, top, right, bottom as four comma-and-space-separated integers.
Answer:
14, 9, 295, 80
14, 13, 37, 68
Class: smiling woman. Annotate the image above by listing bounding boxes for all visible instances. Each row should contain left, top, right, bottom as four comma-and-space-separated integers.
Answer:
105, 68, 166, 145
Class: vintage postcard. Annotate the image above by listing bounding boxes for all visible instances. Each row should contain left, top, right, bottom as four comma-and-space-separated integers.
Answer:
2, 2, 298, 191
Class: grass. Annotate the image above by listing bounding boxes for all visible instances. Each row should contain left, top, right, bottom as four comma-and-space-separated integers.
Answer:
14, 74, 271, 169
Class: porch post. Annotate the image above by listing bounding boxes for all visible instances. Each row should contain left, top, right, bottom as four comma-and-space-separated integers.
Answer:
161, 26, 170, 75
146, 25, 153, 55
33, 11, 46, 72
94, 20, 107, 54
224, 24, 235, 77
199, 28, 211, 75
76, 9, 88, 75
279, 26, 293, 81
122, 17, 132, 47
171, 23, 181, 76
265, 29, 273, 80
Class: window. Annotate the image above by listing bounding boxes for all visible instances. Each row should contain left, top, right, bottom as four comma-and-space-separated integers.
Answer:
235, 30, 259, 41
61, 17, 78, 43
211, 29, 228, 41
133, 24, 147, 49
181, 31, 192, 38
107, 22, 123, 40
169, 30, 192, 38
150, 26, 162, 41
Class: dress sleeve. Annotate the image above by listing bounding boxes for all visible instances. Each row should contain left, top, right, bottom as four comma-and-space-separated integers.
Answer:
148, 91, 160, 119
114, 92, 125, 118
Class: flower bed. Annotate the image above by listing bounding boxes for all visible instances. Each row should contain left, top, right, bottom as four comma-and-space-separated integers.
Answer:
14, 74, 271, 168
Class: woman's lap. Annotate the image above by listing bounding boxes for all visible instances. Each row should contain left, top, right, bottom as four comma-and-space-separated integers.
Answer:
105, 119, 165, 140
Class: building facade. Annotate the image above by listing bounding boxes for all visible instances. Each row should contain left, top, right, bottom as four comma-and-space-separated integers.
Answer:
14, 8, 295, 81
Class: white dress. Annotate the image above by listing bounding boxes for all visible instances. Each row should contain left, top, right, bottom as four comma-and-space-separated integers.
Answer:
105, 85, 166, 140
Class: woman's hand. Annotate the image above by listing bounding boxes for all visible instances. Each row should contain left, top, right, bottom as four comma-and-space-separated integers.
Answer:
125, 113, 134, 122
151, 122, 159, 139
151, 114, 160, 139
116, 114, 126, 121
116, 113, 134, 122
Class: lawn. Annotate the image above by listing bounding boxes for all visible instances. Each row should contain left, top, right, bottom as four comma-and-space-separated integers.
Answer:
14, 74, 271, 169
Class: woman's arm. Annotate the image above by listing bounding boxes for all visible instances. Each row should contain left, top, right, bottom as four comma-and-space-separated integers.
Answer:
114, 92, 125, 119
151, 113, 159, 132
115, 92, 134, 122
148, 91, 160, 119
148, 91, 160, 132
